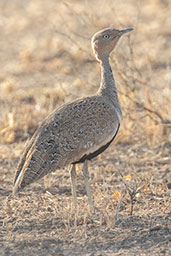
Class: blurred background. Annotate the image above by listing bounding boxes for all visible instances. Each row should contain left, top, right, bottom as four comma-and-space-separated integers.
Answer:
0, 0, 170, 146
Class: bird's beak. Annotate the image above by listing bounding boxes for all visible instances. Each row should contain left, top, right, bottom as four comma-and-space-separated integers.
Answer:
119, 27, 133, 35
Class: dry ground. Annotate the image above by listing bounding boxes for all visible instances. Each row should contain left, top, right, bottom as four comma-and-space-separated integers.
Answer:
0, 0, 171, 255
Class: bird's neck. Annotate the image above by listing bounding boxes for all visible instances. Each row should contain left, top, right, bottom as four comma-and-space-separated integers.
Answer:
98, 56, 122, 121
98, 57, 118, 100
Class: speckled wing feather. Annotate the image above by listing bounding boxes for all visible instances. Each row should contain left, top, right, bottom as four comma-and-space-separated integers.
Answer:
13, 129, 39, 184
13, 95, 120, 193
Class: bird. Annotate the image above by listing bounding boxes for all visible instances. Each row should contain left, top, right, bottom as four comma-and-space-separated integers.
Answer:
13, 27, 133, 210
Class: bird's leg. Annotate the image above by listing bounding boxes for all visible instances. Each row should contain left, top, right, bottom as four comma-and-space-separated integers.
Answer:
70, 164, 77, 208
82, 160, 94, 211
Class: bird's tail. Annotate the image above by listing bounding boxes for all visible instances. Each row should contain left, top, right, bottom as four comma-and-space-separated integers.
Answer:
12, 168, 25, 196
13, 142, 35, 196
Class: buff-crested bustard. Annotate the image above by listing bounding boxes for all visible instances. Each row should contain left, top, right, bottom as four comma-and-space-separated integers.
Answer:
13, 27, 133, 210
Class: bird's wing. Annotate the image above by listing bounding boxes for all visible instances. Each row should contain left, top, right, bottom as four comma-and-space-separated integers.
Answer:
13, 96, 120, 194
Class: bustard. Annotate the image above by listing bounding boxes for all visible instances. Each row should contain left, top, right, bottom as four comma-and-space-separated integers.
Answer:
13, 27, 133, 209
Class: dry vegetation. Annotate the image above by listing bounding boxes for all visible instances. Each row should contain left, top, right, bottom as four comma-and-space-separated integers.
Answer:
0, 0, 171, 255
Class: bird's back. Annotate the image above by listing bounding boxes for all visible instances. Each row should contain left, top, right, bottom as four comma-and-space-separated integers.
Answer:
13, 95, 120, 193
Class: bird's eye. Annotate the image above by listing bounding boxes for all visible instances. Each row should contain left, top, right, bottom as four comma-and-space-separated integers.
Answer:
103, 34, 111, 39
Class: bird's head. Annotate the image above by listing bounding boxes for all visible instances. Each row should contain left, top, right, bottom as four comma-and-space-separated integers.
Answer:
91, 27, 133, 61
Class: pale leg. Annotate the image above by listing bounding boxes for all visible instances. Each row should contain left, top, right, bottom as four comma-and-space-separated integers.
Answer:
82, 160, 94, 210
70, 164, 77, 208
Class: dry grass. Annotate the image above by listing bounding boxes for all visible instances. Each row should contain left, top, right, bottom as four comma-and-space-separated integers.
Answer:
0, 0, 171, 255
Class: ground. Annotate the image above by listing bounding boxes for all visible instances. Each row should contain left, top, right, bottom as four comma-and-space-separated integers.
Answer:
0, 0, 171, 255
